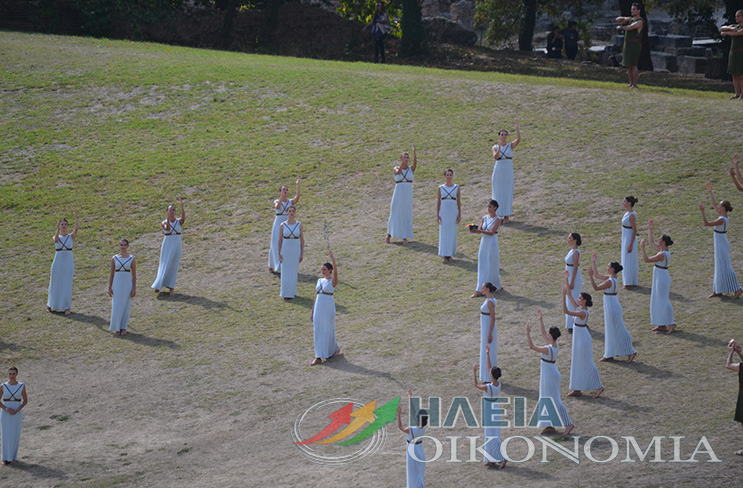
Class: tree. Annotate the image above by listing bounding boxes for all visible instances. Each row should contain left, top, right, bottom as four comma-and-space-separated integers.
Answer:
400, 0, 424, 55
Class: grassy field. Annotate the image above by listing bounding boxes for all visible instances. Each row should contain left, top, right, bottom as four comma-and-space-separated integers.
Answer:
1, 30, 743, 486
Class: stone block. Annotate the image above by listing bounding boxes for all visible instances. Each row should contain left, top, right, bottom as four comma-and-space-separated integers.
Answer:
450, 0, 474, 31
677, 55, 707, 74
650, 51, 678, 72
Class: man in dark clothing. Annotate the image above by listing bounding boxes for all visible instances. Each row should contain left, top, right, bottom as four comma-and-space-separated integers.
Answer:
562, 21, 579, 60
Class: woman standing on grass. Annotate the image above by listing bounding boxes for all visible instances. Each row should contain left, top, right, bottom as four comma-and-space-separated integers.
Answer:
47, 210, 78, 315
641, 221, 676, 334
397, 388, 428, 487
564, 232, 582, 332
152, 197, 185, 296
470, 200, 501, 296
0, 367, 27, 465
699, 183, 743, 298
526, 310, 574, 435
437, 169, 461, 263
721, 10, 743, 99
387, 146, 417, 245
725, 339, 743, 456
477, 282, 498, 382
310, 252, 340, 366
278, 206, 304, 299
472, 350, 507, 469
108, 239, 136, 336
621, 196, 639, 288
588, 254, 637, 363
491, 122, 520, 222
561, 277, 604, 398
616, 3, 644, 88
269, 177, 300, 273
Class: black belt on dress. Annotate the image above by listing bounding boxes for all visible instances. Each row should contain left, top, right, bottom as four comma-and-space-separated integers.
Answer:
116, 270, 131, 273
655, 265, 668, 269
605, 292, 617, 296
3, 399, 19, 402
481, 312, 490, 316
396, 181, 412, 184
317, 291, 334, 295
622, 225, 632, 229
165, 232, 181, 235
573, 323, 587, 328
55, 249, 72, 251
566, 264, 574, 267
407, 440, 422, 444
541, 358, 555, 364
285, 236, 300, 239
715, 230, 727, 234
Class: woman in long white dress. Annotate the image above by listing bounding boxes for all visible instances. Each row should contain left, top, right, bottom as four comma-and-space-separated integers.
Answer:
278, 206, 304, 299
641, 220, 676, 334
473, 348, 507, 469
1, 367, 27, 465
387, 146, 417, 244
699, 182, 743, 298
470, 200, 501, 297
311, 252, 341, 366
397, 388, 427, 488
588, 254, 637, 363
108, 239, 136, 336
561, 277, 604, 398
269, 178, 300, 273
564, 232, 582, 332
621, 196, 639, 288
526, 310, 573, 435
437, 169, 461, 262
47, 210, 78, 315
152, 197, 185, 296
478, 283, 498, 381
491, 121, 520, 222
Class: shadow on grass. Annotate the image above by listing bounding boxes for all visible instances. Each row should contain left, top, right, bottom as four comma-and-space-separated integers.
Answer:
0, 338, 22, 352
494, 289, 554, 310
606, 357, 678, 379
119, 331, 180, 349
568, 392, 636, 411
156, 292, 235, 310
498, 465, 554, 480
621, 286, 693, 303
392, 240, 439, 256
65, 312, 109, 328
443, 256, 477, 273
5, 461, 68, 480
668, 329, 726, 349
320, 354, 403, 387
587, 328, 605, 342
507, 221, 563, 238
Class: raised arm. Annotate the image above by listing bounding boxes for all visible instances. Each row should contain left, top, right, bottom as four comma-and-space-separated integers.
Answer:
706, 182, 716, 207
726, 343, 741, 372
473, 363, 487, 391
537, 309, 549, 343
410, 144, 417, 173
53, 219, 61, 243
526, 319, 549, 355
615, 15, 631, 24
329, 251, 338, 287
640, 239, 665, 263
647, 220, 660, 252
562, 285, 586, 319
397, 389, 412, 434
590, 252, 609, 281
699, 201, 722, 227
511, 120, 521, 149
71, 209, 79, 240
178, 197, 186, 225
291, 176, 301, 205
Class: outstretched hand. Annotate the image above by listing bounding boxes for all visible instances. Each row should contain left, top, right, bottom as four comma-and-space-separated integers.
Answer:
648, 219, 654, 230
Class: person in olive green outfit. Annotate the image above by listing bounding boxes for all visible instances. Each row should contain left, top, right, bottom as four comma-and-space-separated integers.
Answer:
725, 339, 743, 456
616, 3, 644, 89
721, 10, 743, 99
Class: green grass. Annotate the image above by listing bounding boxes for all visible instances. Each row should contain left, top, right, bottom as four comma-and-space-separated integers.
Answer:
1, 31, 743, 487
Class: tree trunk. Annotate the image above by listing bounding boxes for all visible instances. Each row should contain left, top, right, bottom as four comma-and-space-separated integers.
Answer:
219, 0, 239, 48
518, 0, 537, 51
401, 0, 424, 56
